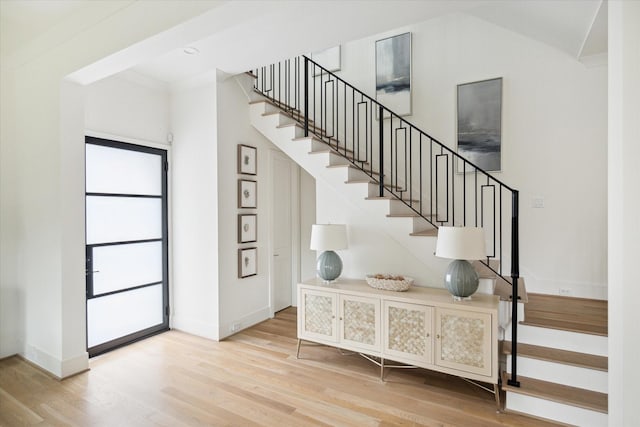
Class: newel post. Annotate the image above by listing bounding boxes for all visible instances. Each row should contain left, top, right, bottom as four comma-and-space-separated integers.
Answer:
508, 190, 521, 387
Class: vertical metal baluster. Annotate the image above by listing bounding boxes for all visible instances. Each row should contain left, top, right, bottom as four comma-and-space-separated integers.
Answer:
304, 58, 309, 137
463, 159, 466, 226
344, 85, 347, 163
409, 129, 412, 205
475, 169, 478, 226
451, 150, 455, 225
444, 148, 448, 224
430, 139, 434, 223
419, 134, 423, 215
490, 177, 496, 263
499, 184, 503, 276
379, 105, 384, 197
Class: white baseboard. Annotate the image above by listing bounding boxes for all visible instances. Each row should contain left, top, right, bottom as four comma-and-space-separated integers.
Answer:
22, 345, 88, 379
219, 306, 272, 340
171, 315, 219, 341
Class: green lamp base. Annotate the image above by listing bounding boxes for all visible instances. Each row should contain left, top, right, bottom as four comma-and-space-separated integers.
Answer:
444, 259, 479, 300
317, 250, 343, 282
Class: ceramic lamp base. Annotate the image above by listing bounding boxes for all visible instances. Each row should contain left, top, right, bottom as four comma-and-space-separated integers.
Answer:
444, 259, 479, 299
317, 250, 343, 282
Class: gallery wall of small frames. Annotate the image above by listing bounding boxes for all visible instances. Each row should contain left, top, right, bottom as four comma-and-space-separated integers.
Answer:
237, 144, 258, 278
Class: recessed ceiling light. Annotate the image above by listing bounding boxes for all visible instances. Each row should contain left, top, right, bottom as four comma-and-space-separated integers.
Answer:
183, 46, 200, 55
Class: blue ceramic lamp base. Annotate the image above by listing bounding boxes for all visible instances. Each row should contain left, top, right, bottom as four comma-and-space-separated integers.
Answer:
444, 259, 479, 300
317, 250, 343, 282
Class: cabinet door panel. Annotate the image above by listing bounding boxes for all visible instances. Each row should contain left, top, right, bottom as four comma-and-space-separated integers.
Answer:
435, 308, 492, 377
300, 289, 337, 342
340, 295, 380, 352
383, 301, 432, 364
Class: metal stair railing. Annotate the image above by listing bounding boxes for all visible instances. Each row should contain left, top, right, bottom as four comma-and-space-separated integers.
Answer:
252, 55, 521, 387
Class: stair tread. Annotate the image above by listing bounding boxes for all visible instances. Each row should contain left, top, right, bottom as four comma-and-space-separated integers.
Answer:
410, 229, 438, 237
345, 179, 375, 184
523, 293, 607, 336
366, 197, 420, 205
526, 293, 607, 313
327, 164, 374, 171
502, 341, 607, 371
501, 372, 607, 413
520, 320, 607, 336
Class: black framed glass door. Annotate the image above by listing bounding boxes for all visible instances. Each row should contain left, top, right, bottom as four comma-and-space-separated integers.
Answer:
85, 136, 169, 357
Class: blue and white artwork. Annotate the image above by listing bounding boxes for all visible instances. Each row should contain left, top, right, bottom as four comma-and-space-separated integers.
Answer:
376, 32, 411, 117
457, 78, 503, 172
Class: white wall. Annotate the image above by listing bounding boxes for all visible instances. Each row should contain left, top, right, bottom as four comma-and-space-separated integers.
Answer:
316, 181, 446, 286
215, 73, 281, 337
85, 72, 170, 144
324, 13, 607, 298
608, 1, 640, 424
299, 168, 317, 286
170, 74, 220, 340
0, 1, 221, 375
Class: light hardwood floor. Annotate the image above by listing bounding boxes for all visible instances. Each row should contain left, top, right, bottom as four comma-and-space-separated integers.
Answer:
0, 308, 561, 426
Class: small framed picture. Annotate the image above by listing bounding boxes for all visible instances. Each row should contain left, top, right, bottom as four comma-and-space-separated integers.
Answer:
238, 144, 257, 175
238, 179, 257, 209
238, 214, 257, 243
238, 247, 257, 278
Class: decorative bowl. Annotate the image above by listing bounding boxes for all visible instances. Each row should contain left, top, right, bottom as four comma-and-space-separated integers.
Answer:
365, 274, 414, 292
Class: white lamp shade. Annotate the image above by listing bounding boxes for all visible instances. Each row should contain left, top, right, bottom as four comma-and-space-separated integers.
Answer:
435, 227, 486, 260
310, 224, 348, 251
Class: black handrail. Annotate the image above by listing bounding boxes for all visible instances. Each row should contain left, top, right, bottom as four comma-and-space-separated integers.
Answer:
252, 55, 521, 386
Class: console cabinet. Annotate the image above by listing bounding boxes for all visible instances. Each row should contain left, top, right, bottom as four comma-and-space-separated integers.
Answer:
298, 278, 499, 385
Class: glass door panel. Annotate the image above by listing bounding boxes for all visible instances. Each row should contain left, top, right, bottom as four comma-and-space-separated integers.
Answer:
86, 143, 162, 195
91, 241, 163, 295
85, 136, 168, 357
86, 196, 162, 244
87, 284, 164, 348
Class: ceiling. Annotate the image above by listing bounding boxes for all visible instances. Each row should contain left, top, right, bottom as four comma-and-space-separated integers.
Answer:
1, 0, 606, 85
130, 0, 607, 85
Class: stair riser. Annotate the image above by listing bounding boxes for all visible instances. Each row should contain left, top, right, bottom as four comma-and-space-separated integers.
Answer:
506, 324, 608, 356
413, 217, 435, 233
506, 355, 608, 393
506, 393, 608, 427
310, 152, 349, 167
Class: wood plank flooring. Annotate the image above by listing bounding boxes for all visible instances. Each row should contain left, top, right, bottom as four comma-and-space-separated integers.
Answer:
0, 308, 562, 426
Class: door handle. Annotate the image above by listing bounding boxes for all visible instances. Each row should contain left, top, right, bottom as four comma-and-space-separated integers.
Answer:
85, 269, 100, 275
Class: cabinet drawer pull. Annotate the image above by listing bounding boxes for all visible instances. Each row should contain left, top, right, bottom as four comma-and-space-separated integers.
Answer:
436, 334, 441, 339
426, 333, 430, 337
339, 317, 343, 321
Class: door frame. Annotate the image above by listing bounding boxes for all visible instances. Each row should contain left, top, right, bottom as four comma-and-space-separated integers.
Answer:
84, 135, 170, 357
268, 149, 300, 316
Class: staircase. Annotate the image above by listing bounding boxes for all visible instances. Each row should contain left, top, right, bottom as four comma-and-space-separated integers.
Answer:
503, 293, 608, 426
241, 56, 607, 426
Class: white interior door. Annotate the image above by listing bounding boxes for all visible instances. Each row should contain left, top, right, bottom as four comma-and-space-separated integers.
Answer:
85, 136, 169, 356
272, 151, 294, 312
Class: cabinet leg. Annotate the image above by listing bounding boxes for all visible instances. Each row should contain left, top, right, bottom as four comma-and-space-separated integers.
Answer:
296, 339, 301, 359
494, 383, 502, 411
380, 358, 385, 382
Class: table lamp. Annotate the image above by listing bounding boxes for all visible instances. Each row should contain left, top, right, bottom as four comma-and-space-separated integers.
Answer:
435, 226, 486, 300
310, 224, 348, 282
